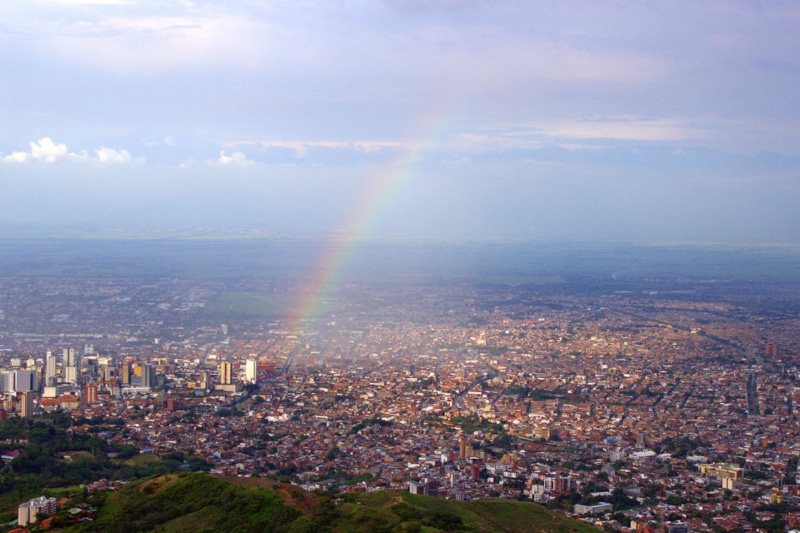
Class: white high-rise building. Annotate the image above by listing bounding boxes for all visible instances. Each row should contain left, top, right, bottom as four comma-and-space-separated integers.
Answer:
64, 366, 78, 383
245, 359, 258, 384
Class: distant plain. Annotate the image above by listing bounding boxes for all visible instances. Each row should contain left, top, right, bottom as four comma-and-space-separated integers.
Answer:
0, 237, 798, 283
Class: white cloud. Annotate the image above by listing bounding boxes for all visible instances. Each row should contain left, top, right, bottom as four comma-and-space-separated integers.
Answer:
95, 146, 131, 164
3, 138, 136, 165
352, 141, 404, 153
68, 149, 91, 162
3, 137, 68, 163
540, 116, 702, 142
3, 152, 29, 163
457, 116, 716, 154
216, 150, 252, 166
30, 137, 69, 162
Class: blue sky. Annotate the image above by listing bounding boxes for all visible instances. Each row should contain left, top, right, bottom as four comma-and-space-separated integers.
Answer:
1, 0, 799, 242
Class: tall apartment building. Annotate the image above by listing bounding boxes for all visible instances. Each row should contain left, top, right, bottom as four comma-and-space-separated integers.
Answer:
18, 496, 57, 527
20, 391, 34, 418
219, 362, 232, 385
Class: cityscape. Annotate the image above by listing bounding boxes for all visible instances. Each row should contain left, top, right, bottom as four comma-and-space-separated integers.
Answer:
3, 1, 800, 530
0, 240, 798, 531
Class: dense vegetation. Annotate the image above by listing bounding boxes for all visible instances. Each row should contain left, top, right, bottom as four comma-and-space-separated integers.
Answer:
71, 474, 301, 533
0, 414, 210, 512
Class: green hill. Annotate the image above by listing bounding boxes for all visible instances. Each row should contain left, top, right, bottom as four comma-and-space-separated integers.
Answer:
59, 473, 599, 533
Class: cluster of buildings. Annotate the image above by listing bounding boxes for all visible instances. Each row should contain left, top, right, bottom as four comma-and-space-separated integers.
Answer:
1, 274, 799, 530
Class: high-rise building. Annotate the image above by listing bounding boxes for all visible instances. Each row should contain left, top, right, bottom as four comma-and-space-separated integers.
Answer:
45, 351, 58, 387
0, 372, 14, 394
121, 364, 131, 385
63, 348, 78, 383
219, 362, 232, 385
459, 438, 472, 458
83, 384, 98, 404
766, 342, 778, 357
165, 396, 178, 411
64, 366, 78, 383
245, 359, 258, 384
14, 370, 36, 393
100, 364, 116, 383
142, 364, 156, 389
20, 391, 34, 418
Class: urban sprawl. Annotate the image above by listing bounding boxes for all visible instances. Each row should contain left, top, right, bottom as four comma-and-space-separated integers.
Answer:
1, 274, 800, 532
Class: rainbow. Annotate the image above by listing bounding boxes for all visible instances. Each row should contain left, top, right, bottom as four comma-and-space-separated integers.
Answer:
286, 110, 456, 336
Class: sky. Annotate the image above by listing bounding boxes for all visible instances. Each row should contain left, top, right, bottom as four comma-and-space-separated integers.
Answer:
1, 0, 800, 242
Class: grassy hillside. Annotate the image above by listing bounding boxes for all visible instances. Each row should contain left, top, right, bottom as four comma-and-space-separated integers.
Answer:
321, 488, 600, 533
49, 473, 599, 533
68, 474, 301, 533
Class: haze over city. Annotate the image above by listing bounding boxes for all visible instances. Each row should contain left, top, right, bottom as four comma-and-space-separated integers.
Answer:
1, 0, 800, 242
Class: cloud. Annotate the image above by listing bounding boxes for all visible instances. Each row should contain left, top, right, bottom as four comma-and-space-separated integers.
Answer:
539, 116, 704, 142
42, 8, 272, 74
456, 116, 716, 155
31, 137, 69, 162
232, 140, 405, 158
3, 152, 29, 163
3, 138, 136, 165
3, 137, 68, 163
95, 146, 131, 164
215, 150, 252, 166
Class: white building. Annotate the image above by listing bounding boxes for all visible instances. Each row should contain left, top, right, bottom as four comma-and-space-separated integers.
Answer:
18, 496, 57, 526
245, 359, 258, 384
574, 502, 613, 516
